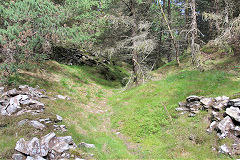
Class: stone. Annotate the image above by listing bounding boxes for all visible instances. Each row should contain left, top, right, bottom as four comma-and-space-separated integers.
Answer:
207, 121, 218, 133
219, 144, 231, 155
217, 116, 235, 135
57, 136, 74, 145
186, 95, 201, 102
21, 99, 45, 110
40, 132, 56, 156
233, 126, 240, 136
52, 141, 70, 153
18, 119, 29, 126
28, 137, 41, 156
226, 107, 240, 122
228, 99, 240, 107
0, 87, 4, 95
6, 88, 19, 97
29, 121, 46, 130
175, 107, 189, 112
12, 153, 26, 160
15, 138, 29, 155
215, 96, 229, 102
55, 95, 70, 100
26, 156, 46, 160
178, 102, 187, 107
56, 115, 63, 122
211, 111, 222, 121
78, 142, 96, 149
188, 113, 196, 117
200, 97, 214, 108
186, 101, 202, 111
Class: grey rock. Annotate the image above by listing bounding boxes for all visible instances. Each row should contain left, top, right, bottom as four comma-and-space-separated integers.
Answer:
186, 95, 201, 102
26, 156, 46, 160
233, 126, 240, 136
186, 101, 202, 111
0, 87, 4, 95
226, 107, 240, 122
200, 97, 214, 108
178, 102, 187, 107
28, 137, 41, 156
188, 113, 196, 117
175, 107, 189, 112
228, 99, 240, 107
211, 111, 222, 121
215, 96, 229, 102
219, 144, 231, 154
217, 116, 235, 135
18, 119, 29, 126
15, 138, 30, 155
12, 153, 26, 160
40, 132, 56, 156
52, 141, 70, 153
57, 136, 74, 145
55, 95, 70, 100
56, 115, 63, 122
78, 142, 96, 149
207, 121, 218, 133
29, 121, 46, 130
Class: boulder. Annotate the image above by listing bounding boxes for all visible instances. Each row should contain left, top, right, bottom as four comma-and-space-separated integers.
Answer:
12, 153, 26, 160
219, 144, 231, 155
56, 115, 63, 122
217, 116, 235, 135
228, 99, 240, 107
226, 107, 240, 122
29, 121, 46, 130
28, 137, 41, 156
78, 142, 96, 149
15, 138, 30, 155
186, 101, 202, 111
186, 95, 201, 102
52, 141, 70, 153
207, 121, 218, 133
200, 97, 214, 108
40, 132, 56, 157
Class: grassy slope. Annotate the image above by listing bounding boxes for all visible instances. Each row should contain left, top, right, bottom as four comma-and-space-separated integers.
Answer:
0, 61, 134, 159
109, 55, 240, 159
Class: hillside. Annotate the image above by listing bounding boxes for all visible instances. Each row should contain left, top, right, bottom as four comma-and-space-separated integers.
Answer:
0, 53, 239, 159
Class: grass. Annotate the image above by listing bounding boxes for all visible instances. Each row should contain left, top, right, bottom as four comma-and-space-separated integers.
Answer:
1, 52, 239, 159
0, 61, 133, 159
110, 66, 240, 159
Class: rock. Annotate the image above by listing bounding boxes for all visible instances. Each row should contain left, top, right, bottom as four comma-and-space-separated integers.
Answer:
29, 121, 46, 130
188, 113, 196, 117
0, 87, 4, 95
228, 99, 240, 107
56, 115, 63, 122
207, 121, 218, 133
212, 96, 229, 111
226, 107, 240, 122
6, 88, 19, 97
178, 102, 187, 107
40, 132, 56, 156
75, 158, 85, 160
78, 142, 96, 149
233, 126, 240, 136
57, 136, 74, 145
15, 138, 29, 155
186, 101, 202, 111
28, 137, 41, 156
186, 95, 201, 102
215, 96, 229, 102
21, 99, 45, 110
55, 95, 70, 100
175, 107, 189, 112
18, 119, 29, 126
217, 116, 235, 135
200, 97, 214, 108
211, 111, 222, 121
26, 156, 46, 160
219, 144, 231, 155
12, 153, 26, 160
39, 118, 52, 124
54, 125, 67, 132
52, 141, 70, 153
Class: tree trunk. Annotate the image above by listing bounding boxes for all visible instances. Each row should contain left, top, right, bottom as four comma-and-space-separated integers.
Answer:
130, 0, 139, 85
167, 0, 172, 62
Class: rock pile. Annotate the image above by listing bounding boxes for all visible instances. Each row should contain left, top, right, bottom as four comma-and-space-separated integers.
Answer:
0, 85, 47, 116
0, 85, 96, 159
176, 95, 240, 155
13, 132, 77, 160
